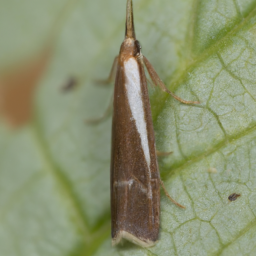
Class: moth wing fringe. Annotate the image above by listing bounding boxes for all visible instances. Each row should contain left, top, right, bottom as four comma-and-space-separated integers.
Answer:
112, 231, 157, 248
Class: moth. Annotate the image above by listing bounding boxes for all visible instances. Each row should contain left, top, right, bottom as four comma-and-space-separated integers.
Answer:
95, 0, 198, 248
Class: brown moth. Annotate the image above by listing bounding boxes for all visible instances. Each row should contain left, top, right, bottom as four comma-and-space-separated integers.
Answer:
108, 0, 198, 247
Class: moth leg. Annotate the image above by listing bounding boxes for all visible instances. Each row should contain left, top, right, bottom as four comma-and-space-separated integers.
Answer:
85, 56, 118, 124
159, 179, 185, 209
156, 150, 172, 157
95, 56, 119, 85
85, 94, 113, 124
143, 56, 199, 105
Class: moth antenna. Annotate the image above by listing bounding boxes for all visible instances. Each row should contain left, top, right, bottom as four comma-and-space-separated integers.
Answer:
125, 0, 136, 39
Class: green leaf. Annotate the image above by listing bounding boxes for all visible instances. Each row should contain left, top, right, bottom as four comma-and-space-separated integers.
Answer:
1, 0, 256, 255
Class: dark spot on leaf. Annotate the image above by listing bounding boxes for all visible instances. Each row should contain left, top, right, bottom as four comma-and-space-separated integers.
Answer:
61, 77, 78, 92
228, 193, 241, 201
0, 48, 51, 127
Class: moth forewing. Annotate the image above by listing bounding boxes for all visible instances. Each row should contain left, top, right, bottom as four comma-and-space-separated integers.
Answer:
111, 42, 160, 247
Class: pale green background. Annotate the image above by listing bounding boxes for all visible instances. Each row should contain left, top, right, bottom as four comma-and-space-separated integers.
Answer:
0, 0, 256, 255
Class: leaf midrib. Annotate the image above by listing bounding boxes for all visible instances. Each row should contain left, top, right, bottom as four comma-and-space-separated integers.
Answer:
30, 119, 90, 237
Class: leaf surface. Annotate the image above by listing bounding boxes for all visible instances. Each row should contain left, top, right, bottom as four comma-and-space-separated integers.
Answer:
1, 0, 256, 255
